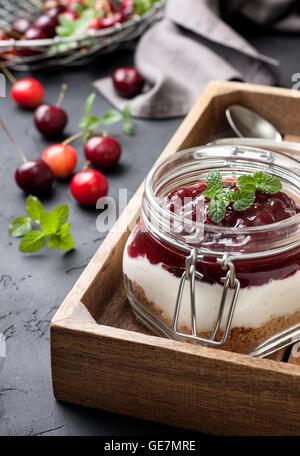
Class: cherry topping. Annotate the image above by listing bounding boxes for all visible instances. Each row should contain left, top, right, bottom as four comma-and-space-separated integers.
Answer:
11, 18, 31, 35
15, 160, 53, 194
42, 144, 77, 179
70, 169, 108, 206
34, 14, 58, 37
84, 136, 121, 169
11, 78, 44, 109
112, 67, 144, 98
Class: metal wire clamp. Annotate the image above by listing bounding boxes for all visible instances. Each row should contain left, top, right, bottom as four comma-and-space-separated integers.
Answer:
172, 249, 240, 347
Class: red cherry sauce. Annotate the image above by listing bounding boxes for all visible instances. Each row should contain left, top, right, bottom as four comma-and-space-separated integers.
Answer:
127, 182, 300, 288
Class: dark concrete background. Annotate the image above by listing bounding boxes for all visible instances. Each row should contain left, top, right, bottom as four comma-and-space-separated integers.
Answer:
1, 27, 300, 436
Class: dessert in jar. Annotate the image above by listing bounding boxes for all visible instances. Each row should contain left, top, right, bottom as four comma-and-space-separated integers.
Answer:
123, 145, 300, 354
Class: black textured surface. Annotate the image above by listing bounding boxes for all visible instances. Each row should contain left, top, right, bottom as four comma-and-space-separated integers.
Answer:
1, 31, 300, 436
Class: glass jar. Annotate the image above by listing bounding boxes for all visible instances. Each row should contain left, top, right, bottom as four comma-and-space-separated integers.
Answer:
123, 145, 300, 354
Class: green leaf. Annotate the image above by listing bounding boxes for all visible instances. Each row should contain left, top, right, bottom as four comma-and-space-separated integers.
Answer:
215, 188, 234, 203
51, 205, 69, 225
237, 174, 256, 191
100, 110, 123, 125
85, 93, 96, 118
254, 173, 282, 194
206, 170, 223, 193
40, 212, 59, 237
123, 120, 134, 136
19, 231, 45, 253
26, 195, 44, 221
58, 223, 71, 237
8, 217, 31, 238
207, 200, 227, 223
58, 234, 75, 251
122, 103, 131, 120
233, 189, 256, 211
48, 235, 61, 249
203, 189, 216, 200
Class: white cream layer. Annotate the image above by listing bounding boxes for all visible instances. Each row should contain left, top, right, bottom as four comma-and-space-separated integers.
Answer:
123, 249, 300, 332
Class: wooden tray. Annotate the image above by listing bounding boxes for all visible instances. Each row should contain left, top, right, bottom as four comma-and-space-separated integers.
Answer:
51, 81, 300, 436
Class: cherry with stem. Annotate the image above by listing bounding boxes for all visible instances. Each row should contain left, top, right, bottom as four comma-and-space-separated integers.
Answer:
34, 83, 68, 138
0, 115, 53, 194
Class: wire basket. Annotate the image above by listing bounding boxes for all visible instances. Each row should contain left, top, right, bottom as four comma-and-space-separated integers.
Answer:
0, 0, 164, 70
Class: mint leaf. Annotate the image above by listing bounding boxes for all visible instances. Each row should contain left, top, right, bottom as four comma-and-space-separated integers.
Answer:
51, 205, 69, 225
58, 234, 75, 251
100, 110, 123, 125
206, 170, 223, 193
19, 231, 45, 253
207, 200, 227, 223
26, 195, 44, 221
123, 120, 134, 136
85, 93, 96, 118
58, 223, 71, 237
48, 235, 61, 249
233, 189, 256, 211
203, 189, 216, 199
122, 104, 131, 120
237, 174, 256, 191
9, 217, 31, 238
254, 172, 282, 194
215, 188, 234, 203
40, 212, 59, 237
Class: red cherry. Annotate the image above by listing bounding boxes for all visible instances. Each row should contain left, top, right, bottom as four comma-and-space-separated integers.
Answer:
61, 10, 79, 21
20, 26, 48, 56
84, 136, 121, 169
112, 67, 144, 98
46, 5, 67, 18
100, 11, 126, 29
65, 0, 86, 5
34, 104, 68, 137
42, 144, 77, 178
88, 18, 102, 30
11, 18, 31, 35
34, 14, 58, 37
11, 78, 44, 109
71, 169, 108, 206
15, 160, 53, 194
120, 0, 135, 16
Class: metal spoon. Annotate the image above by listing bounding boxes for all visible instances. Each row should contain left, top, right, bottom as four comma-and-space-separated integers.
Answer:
225, 104, 282, 142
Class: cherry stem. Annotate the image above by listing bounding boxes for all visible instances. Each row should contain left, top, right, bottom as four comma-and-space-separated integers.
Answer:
28, 0, 43, 10
0, 116, 27, 163
2, 28, 22, 39
0, 64, 17, 85
56, 83, 68, 108
62, 130, 87, 145
103, 0, 113, 18
82, 160, 91, 172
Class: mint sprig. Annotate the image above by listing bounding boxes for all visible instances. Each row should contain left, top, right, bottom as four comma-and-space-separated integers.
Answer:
8, 196, 74, 253
204, 170, 282, 223
79, 93, 135, 142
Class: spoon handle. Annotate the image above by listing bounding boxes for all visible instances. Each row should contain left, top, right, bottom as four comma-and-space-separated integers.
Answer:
210, 137, 300, 159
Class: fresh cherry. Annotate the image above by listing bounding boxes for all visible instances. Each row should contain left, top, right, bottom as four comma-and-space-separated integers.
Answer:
34, 105, 68, 137
21, 26, 48, 56
11, 77, 44, 109
84, 136, 121, 169
34, 14, 58, 37
88, 18, 102, 30
70, 169, 108, 206
120, 0, 135, 16
61, 10, 79, 21
112, 67, 144, 98
46, 4, 66, 18
34, 84, 68, 137
15, 160, 53, 194
100, 11, 126, 29
42, 144, 77, 178
11, 18, 31, 35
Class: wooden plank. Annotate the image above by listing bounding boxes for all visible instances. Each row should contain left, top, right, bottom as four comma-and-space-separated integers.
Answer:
51, 318, 300, 436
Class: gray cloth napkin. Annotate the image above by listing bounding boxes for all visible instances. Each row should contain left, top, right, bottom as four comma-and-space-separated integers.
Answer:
94, 0, 299, 119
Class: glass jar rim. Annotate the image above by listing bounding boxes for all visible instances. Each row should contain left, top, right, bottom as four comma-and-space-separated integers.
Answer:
142, 145, 300, 254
